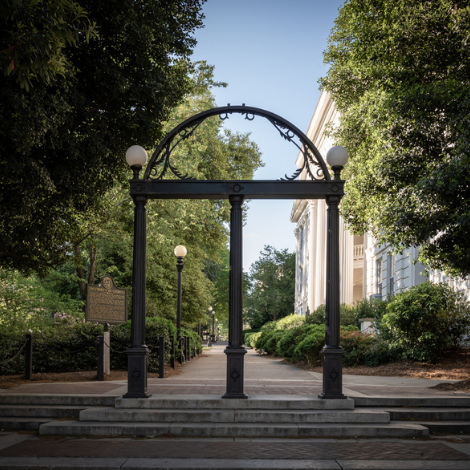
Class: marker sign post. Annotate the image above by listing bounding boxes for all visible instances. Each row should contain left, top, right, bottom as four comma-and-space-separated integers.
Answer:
86, 276, 128, 378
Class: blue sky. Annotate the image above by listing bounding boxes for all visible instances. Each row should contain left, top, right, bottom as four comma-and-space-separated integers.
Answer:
191, 0, 345, 271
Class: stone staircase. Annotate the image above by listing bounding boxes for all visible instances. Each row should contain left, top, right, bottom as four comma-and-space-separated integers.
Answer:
39, 395, 429, 438
0, 395, 114, 432
2, 394, 470, 438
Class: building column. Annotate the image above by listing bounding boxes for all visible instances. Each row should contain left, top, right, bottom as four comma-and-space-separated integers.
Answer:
308, 201, 317, 314
339, 218, 354, 305
315, 199, 326, 309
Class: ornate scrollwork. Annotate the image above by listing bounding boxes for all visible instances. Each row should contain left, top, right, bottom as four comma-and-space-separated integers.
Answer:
144, 105, 330, 182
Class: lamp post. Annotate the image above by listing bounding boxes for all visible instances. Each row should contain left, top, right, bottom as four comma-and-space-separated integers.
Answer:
174, 245, 187, 363
211, 311, 216, 343
207, 307, 213, 346
123, 145, 151, 399
319, 145, 349, 400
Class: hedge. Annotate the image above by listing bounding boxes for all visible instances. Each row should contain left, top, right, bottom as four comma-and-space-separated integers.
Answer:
0, 317, 202, 375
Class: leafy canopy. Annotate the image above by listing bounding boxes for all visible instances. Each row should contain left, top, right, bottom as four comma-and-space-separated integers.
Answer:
246, 245, 295, 328
0, 0, 206, 275
320, 0, 470, 276
57, 63, 263, 326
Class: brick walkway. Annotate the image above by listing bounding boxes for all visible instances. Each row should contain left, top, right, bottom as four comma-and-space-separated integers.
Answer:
0, 438, 468, 461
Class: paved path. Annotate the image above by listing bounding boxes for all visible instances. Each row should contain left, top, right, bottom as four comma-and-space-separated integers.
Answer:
1, 342, 465, 398
1, 343, 470, 469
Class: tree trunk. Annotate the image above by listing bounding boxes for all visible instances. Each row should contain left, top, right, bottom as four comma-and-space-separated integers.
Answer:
88, 246, 97, 285
73, 243, 87, 303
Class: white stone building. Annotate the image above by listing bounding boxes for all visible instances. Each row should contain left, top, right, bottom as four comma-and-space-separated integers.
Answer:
291, 91, 470, 315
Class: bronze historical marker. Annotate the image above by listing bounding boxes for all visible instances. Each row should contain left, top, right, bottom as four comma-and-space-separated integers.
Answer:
86, 276, 128, 324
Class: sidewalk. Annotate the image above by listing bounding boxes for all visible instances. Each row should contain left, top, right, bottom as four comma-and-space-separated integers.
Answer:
1, 343, 466, 399
0, 343, 470, 469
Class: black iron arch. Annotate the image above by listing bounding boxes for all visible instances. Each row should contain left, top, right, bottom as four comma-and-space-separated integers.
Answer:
143, 105, 331, 182
125, 104, 347, 402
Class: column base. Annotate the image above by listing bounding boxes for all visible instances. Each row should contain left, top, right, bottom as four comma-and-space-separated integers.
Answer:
123, 346, 152, 399
318, 346, 346, 400
222, 346, 247, 399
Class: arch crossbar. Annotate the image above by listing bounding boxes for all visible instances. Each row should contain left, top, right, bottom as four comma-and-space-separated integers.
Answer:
143, 105, 330, 182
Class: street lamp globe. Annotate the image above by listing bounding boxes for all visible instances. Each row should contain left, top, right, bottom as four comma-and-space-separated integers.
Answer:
174, 245, 187, 258
326, 146, 349, 168
126, 145, 148, 167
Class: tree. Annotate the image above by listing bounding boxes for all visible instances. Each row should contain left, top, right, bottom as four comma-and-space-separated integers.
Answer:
67, 63, 263, 326
320, 0, 470, 277
205, 247, 250, 323
0, 0, 206, 275
1, 0, 97, 90
246, 246, 295, 329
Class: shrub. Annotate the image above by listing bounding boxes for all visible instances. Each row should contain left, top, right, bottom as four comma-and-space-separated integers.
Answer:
0, 316, 180, 375
243, 329, 259, 344
276, 326, 306, 359
265, 330, 285, 355
306, 305, 326, 325
275, 314, 305, 330
246, 331, 262, 348
381, 282, 470, 362
260, 321, 277, 331
292, 324, 325, 363
255, 329, 285, 354
341, 330, 401, 367
305, 304, 359, 327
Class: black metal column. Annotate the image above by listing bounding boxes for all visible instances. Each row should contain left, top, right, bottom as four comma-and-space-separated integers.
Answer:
124, 193, 151, 398
223, 195, 247, 399
319, 194, 346, 399
176, 257, 184, 337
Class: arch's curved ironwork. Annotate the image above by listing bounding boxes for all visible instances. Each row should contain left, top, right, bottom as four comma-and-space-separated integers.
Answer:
143, 105, 331, 182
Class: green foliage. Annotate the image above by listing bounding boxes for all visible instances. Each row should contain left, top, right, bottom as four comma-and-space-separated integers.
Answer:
246, 246, 295, 328
292, 325, 326, 363
305, 303, 360, 327
243, 329, 259, 344
275, 314, 305, 330
205, 247, 251, 323
306, 304, 326, 325
0, 0, 206, 274
245, 331, 262, 348
277, 325, 312, 359
254, 330, 277, 353
1, 0, 98, 90
341, 331, 402, 367
260, 321, 278, 332
321, 0, 470, 276
0, 316, 181, 375
181, 326, 203, 358
0, 63, 264, 330
0, 269, 83, 334
381, 282, 470, 362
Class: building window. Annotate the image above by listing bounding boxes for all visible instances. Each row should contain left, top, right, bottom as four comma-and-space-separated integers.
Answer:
387, 253, 394, 296
376, 258, 382, 295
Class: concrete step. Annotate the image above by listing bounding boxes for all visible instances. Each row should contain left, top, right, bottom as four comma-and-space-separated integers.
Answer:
0, 417, 52, 431
354, 396, 470, 407
0, 395, 116, 406
0, 405, 85, 418
115, 395, 355, 410
39, 420, 429, 438
80, 407, 389, 424
387, 408, 470, 421
394, 419, 470, 434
